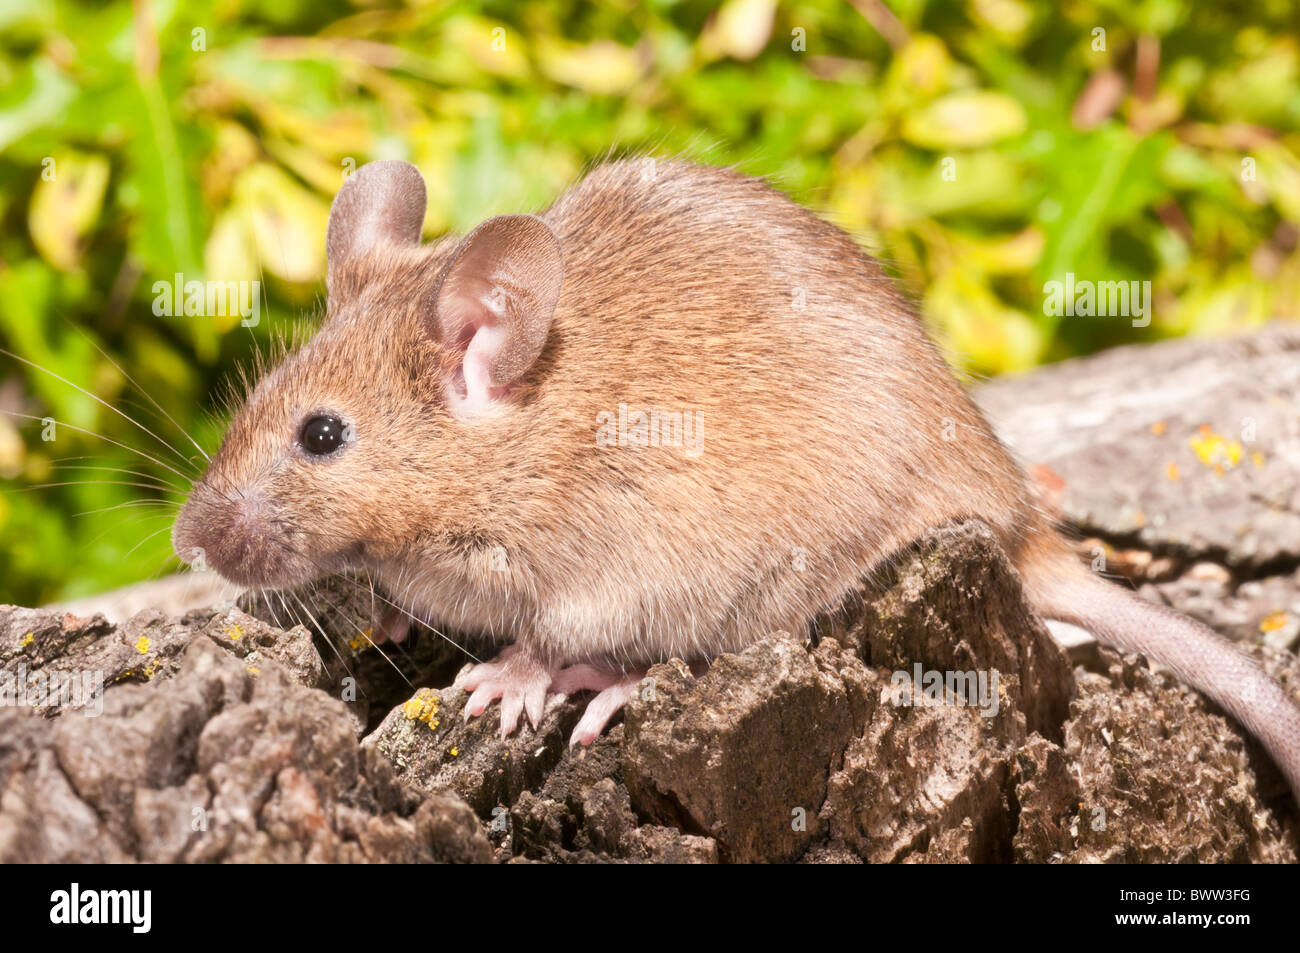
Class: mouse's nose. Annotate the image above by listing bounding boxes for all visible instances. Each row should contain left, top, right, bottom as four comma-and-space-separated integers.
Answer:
172, 483, 291, 586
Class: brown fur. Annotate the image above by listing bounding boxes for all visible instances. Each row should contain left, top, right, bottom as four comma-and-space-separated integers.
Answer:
176, 159, 1043, 667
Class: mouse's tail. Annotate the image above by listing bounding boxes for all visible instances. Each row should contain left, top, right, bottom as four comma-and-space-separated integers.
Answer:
1020, 542, 1300, 804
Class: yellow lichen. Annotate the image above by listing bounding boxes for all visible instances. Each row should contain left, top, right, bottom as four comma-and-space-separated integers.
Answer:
402, 689, 441, 729
1150, 421, 1166, 436
144, 658, 162, 680
1166, 462, 1180, 482
224, 624, 244, 641
1260, 611, 1291, 633
135, 635, 150, 654
449, 746, 459, 757
1188, 426, 1242, 471
348, 628, 375, 652
246, 665, 260, 675
19, 632, 34, 647
1252, 451, 1266, 469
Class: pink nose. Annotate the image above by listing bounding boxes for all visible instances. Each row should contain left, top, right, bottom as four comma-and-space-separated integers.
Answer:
172, 485, 285, 585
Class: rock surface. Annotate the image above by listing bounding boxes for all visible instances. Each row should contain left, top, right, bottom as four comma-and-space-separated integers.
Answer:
0, 621, 491, 863
3, 326, 1299, 863
4, 517, 1294, 863
978, 322, 1300, 653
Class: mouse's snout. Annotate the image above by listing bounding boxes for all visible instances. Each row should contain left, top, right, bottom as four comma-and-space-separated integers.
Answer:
172, 481, 317, 588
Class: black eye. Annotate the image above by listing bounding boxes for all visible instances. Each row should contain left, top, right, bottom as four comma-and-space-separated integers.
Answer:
300, 415, 348, 455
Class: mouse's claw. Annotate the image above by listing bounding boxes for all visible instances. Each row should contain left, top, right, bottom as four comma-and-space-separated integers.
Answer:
568, 677, 641, 747
457, 645, 556, 737
457, 649, 647, 744
551, 664, 645, 747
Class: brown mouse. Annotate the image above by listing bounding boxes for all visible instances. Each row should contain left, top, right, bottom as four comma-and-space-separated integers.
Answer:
172, 158, 1300, 802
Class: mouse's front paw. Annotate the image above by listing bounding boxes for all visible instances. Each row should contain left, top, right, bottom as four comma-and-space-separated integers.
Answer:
456, 645, 555, 738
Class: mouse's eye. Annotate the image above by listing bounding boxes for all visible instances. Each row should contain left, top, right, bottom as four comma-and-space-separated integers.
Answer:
300, 414, 348, 455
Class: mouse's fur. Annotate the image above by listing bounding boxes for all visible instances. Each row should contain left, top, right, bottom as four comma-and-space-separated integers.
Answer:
174, 158, 1300, 798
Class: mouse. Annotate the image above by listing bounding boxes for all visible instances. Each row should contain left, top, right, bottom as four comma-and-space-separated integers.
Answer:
172, 157, 1300, 803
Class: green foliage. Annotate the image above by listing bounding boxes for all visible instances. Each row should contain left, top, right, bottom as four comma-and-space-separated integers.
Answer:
1, 0, 1298, 603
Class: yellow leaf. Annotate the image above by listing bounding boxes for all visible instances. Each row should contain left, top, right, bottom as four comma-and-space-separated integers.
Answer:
969, 0, 1033, 44
925, 270, 1043, 372
701, 0, 776, 62
0, 414, 23, 480
252, 103, 372, 159
949, 227, 1044, 274
884, 35, 953, 106
444, 17, 531, 79
29, 152, 110, 271
204, 209, 253, 283
232, 163, 328, 284
199, 211, 261, 335
264, 137, 354, 196
1252, 143, 1300, 221
201, 123, 260, 206
536, 38, 642, 95
901, 91, 1028, 149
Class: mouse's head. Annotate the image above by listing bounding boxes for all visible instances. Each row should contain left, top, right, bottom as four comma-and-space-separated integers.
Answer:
172, 160, 564, 588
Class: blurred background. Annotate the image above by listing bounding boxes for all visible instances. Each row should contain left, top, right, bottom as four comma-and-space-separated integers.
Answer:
1, 0, 1298, 605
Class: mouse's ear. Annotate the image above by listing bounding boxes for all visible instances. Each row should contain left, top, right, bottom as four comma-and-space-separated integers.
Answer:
432, 214, 563, 417
326, 161, 426, 276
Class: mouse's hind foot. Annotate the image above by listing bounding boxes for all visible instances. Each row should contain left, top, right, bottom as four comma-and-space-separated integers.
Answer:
550, 665, 644, 747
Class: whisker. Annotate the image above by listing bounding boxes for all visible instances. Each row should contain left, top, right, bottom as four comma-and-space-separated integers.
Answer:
13, 480, 183, 495
73, 499, 181, 518
124, 522, 177, 559
1, 411, 197, 485
273, 591, 303, 641
260, 586, 285, 630
61, 320, 212, 464
300, 556, 478, 663
286, 584, 335, 638
81, 509, 174, 551
286, 588, 368, 690
50, 462, 188, 493
143, 549, 186, 582
0, 347, 200, 475
306, 581, 414, 688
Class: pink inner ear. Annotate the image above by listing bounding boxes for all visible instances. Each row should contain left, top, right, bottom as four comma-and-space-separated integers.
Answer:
436, 214, 562, 418
459, 322, 508, 413
441, 284, 511, 418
